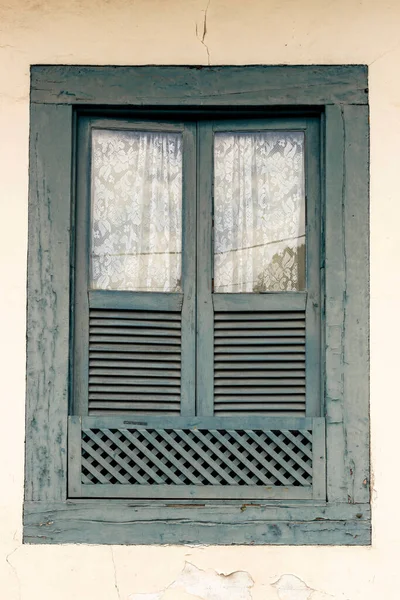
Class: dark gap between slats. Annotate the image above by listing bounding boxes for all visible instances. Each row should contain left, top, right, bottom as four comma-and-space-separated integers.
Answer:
89, 308, 182, 416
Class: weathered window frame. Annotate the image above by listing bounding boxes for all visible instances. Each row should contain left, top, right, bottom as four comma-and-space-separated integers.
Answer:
24, 65, 370, 545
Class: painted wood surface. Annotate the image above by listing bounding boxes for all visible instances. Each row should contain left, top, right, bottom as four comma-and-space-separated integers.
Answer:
89, 290, 184, 311
67, 416, 324, 501
25, 103, 72, 502
304, 119, 322, 418
24, 66, 370, 545
180, 123, 197, 416
196, 122, 214, 415
78, 485, 313, 500
30, 65, 368, 106
341, 104, 370, 504
72, 116, 91, 416
213, 292, 306, 311
67, 416, 82, 497
24, 500, 371, 545
325, 105, 370, 504
80, 414, 315, 430
312, 418, 326, 500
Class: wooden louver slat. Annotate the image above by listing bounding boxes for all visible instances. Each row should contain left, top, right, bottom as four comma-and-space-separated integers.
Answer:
88, 308, 181, 415
214, 310, 306, 416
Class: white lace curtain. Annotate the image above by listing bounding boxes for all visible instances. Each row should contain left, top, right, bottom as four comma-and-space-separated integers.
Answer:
213, 131, 306, 293
91, 128, 304, 294
91, 129, 182, 292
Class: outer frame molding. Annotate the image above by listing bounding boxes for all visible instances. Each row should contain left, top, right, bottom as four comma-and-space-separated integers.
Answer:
30, 65, 368, 106
24, 65, 370, 545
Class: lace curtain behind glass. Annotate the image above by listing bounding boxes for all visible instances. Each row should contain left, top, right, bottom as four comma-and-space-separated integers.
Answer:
91, 129, 183, 292
214, 131, 305, 293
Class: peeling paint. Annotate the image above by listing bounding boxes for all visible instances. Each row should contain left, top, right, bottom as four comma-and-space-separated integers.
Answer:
129, 561, 253, 600
171, 562, 253, 600
272, 575, 314, 600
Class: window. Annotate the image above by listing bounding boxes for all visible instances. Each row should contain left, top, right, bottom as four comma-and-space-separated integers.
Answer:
24, 65, 370, 545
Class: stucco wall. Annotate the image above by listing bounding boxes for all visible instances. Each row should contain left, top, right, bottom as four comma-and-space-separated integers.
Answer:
0, 0, 398, 598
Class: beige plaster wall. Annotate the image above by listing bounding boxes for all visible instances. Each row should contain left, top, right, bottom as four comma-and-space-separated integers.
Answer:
0, 0, 398, 598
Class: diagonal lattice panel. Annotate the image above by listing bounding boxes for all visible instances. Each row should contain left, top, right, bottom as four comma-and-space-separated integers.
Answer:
81, 427, 313, 487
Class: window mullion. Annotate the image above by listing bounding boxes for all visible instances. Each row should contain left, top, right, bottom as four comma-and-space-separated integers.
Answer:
73, 116, 91, 417
180, 123, 197, 416
196, 121, 215, 416
304, 119, 322, 417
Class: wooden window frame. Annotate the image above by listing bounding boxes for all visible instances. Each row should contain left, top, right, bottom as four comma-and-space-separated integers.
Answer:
197, 117, 321, 419
24, 65, 370, 545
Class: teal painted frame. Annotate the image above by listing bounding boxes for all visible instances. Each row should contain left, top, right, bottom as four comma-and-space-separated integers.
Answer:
24, 65, 370, 545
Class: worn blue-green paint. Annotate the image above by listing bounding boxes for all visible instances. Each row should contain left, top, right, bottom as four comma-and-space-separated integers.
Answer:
25, 65, 370, 545
73, 414, 317, 429
25, 103, 72, 503
213, 292, 307, 311
66, 416, 323, 500
180, 123, 197, 417
304, 118, 322, 418
89, 290, 184, 311
24, 499, 371, 545
73, 116, 91, 417
325, 105, 370, 504
30, 65, 368, 106
196, 122, 215, 415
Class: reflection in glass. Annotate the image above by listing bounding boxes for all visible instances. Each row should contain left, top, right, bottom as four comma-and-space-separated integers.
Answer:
213, 131, 305, 293
91, 129, 183, 292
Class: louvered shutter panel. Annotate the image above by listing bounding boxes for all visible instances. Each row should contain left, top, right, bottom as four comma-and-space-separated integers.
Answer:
87, 295, 184, 416
213, 296, 306, 416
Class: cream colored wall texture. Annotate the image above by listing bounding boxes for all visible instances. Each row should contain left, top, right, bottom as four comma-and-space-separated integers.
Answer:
0, 0, 397, 598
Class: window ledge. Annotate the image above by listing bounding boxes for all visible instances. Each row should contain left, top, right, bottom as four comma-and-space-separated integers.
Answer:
23, 500, 371, 545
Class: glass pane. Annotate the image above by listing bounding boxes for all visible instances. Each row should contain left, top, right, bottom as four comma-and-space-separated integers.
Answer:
91, 129, 183, 292
213, 131, 305, 293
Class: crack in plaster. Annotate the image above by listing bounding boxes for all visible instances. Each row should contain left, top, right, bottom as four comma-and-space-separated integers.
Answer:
5, 546, 21, 600
369, 40, 400, 66
195, 0, 211, 65
129, 594, 163, 600
111, 547, 122, 600
129, 561, 253, 600
272, 575, 349, 600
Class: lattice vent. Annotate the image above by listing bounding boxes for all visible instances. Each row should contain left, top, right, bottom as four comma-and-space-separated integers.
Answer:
88, 309, 181, 415
81, 427, 313, 486
214, 310, 306, 415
